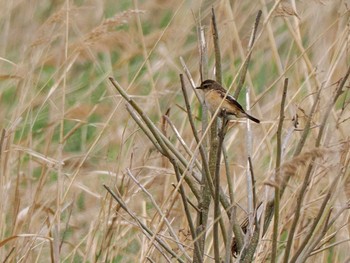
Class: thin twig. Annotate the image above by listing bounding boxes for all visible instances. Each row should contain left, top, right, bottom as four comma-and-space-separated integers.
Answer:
111, 79, 201, 198
282, 156, 314, 262
222, 144, 244, 258
171, 183, 200, 213
271, 78, 288, 263
125, 104, 164, 154
212, 7, 222, 84
163, 115, 203, 170
0, 129, 6, 159
245, 87, 254, 236
234, 10, 262, 99
179, 57, 201, 102
248, 157, 257, 220
2, 247, 15, 263
172, 162, 202, 262
222, 146, 234, 204
310, 238, 350, 257
316, 65, 350, 148
297, 207, 333, 262
126, 104, 201, 198
125, 169, 191, 261
179, 74, 215, 199
103, 185, 185, 263
279, 85, 322, 197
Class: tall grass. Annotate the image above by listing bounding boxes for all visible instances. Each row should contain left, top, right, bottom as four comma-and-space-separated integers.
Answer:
0, 0, 349, 262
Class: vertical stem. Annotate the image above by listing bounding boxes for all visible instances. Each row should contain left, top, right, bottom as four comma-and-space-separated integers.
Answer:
211, 7, 224, 262
193, 22, 210, 263
180, 74, 207, 262
213, 129, 221, 262
271, 78, 288, 263
209, 116, 219, 261
212, 7, 222, 85
246, 88, 254, 234
213, 118, 228, 262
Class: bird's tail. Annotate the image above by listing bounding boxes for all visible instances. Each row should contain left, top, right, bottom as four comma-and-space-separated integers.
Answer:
245, 113, 260, 123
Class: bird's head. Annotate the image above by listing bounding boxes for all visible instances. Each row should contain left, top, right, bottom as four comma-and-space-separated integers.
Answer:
196, 79, 217, 92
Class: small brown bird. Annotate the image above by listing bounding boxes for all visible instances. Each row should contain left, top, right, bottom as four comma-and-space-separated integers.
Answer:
274, 0, 301, 20
196, 79, 260, 123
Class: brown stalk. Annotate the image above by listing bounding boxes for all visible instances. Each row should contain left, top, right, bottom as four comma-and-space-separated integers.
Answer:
211, 7, 224, 262
271, 78, 288, 263
193, 11, 211, 262
233, 10, 262, 99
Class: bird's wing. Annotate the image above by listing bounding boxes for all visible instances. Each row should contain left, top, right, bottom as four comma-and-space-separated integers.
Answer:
219, 92, 245, 112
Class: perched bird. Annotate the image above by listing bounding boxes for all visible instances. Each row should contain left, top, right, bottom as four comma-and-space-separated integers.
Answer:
274, 0, 301, 20
196, 79, 260, 123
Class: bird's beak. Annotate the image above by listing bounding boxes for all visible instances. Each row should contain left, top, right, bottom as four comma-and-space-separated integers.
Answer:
196, 86, 202, 89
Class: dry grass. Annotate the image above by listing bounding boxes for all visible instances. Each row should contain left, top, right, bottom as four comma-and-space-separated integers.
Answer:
0, 0, 350, 262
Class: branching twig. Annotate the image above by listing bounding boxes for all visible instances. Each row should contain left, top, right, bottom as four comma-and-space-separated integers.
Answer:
110, 78, 201, 198
180, 74, 232, 221
163, 115, 203, 170
103, 185, 185, 263
125, 104, 164, 154
179, 74, 214, 198
125, 169, 191, 261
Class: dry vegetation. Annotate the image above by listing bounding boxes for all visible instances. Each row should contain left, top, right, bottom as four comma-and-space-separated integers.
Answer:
1, 0, 350, 262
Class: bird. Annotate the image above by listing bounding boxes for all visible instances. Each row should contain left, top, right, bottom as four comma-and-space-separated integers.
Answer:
196, 79, 260, 123
274, 0, 301, 20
